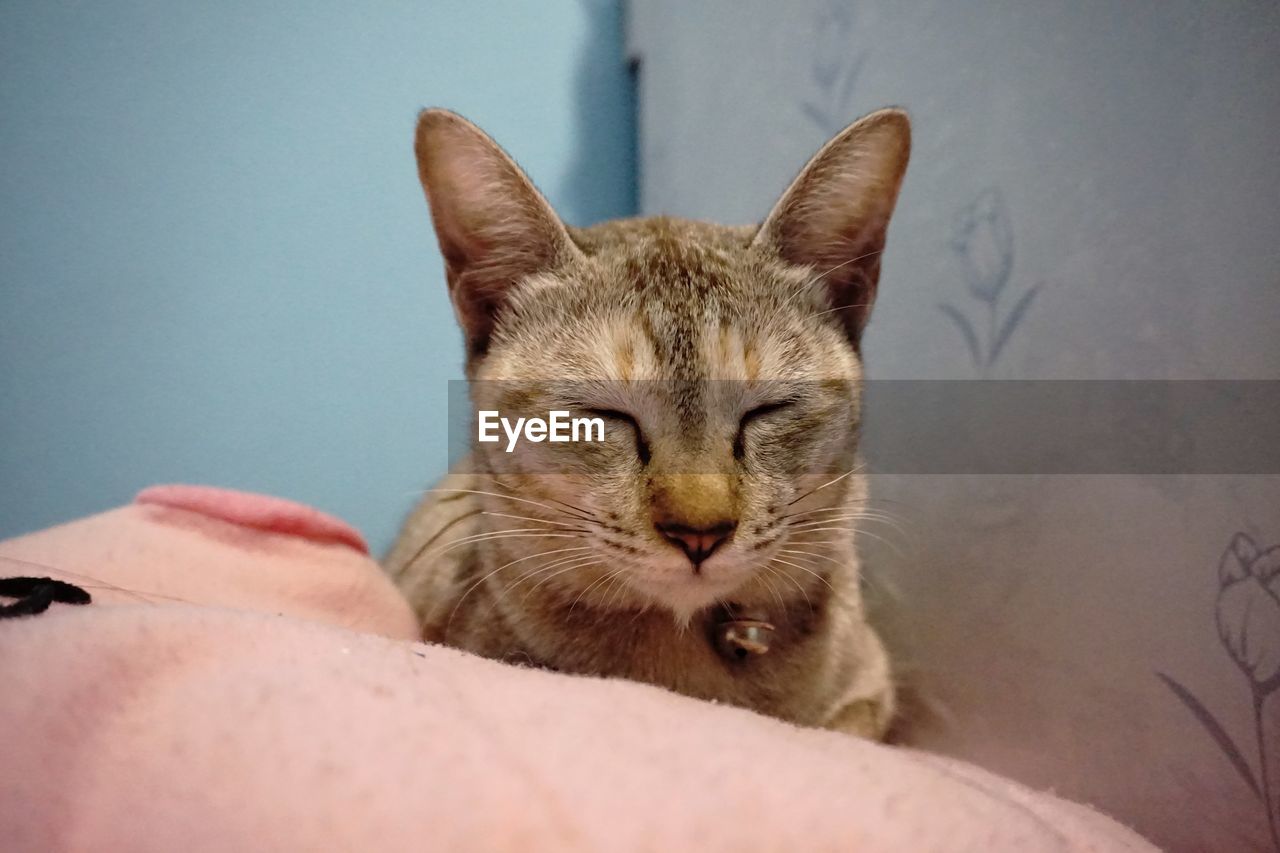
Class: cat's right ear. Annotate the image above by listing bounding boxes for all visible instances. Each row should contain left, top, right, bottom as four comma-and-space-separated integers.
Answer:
414, 109, 580, 359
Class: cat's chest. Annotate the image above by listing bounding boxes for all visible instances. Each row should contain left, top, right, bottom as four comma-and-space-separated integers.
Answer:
510, 598, 830, 716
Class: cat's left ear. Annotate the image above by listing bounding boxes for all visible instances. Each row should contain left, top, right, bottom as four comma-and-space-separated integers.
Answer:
753, 108, 911, 344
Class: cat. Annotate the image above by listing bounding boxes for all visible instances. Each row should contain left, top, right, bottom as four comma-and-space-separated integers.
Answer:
384, 107, 910, 738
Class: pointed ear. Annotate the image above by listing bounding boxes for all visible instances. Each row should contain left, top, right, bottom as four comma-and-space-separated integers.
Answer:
414, 109, 580, 359
753, 108, 911, 344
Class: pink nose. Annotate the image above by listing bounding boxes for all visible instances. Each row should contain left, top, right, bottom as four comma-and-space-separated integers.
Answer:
656, 521, 736, 567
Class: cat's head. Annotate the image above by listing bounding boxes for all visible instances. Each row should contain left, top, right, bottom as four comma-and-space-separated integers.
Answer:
414, 108, 909, 620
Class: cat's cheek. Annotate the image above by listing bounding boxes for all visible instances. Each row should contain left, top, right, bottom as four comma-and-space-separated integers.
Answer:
523, 435, 634, 478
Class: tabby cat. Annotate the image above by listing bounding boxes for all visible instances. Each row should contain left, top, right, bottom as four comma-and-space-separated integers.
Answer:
385, 107, 910, 737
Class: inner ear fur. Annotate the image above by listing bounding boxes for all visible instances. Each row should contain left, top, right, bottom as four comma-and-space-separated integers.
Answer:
753, 108, 911, 343
414, 108, 580, 359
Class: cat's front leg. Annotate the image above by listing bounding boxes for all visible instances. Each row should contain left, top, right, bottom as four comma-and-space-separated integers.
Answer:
818, 621, 896, 739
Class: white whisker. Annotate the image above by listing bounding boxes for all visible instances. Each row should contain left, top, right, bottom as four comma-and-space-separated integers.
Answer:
569, 567, 628, 615
779, 546, 847, 568
768, 555, 836, 594
432, 529, 585, 556
757, 568, 788, 614
785, 465, 864, 507
765, 561, 814, 613
519, 555, 606, 601
480, 510, 584, 529
420, 488, 598, 525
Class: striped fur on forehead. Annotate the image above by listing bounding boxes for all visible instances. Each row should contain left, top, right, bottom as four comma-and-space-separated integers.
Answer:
481, 216, 862, 385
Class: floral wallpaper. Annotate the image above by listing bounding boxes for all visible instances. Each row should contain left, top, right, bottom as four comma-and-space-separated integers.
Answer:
802, 3, 866, 136
630, 1, 1280, 850
942, 188, 1040, 372
1161, 533, 1280, 851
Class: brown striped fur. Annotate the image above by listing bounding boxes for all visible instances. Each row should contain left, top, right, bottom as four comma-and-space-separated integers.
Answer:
385, 108, 910, 737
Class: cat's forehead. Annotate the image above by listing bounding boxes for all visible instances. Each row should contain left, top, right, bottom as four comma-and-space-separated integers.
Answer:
569, 216, 764, 298
570, 216, 757, 255
490, 216, 859, 383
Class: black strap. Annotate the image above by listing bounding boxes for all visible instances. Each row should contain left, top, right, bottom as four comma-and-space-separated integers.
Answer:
0, 576, 92, 619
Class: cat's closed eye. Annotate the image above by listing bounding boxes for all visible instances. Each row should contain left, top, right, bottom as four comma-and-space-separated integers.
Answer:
740, 400, 796, 426
735, 400, 796, 458
583, 408, 650, 464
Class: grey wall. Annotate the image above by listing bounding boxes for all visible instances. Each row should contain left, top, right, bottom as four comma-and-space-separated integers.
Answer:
631, 2, 1280, 850
0, 0, 635, 553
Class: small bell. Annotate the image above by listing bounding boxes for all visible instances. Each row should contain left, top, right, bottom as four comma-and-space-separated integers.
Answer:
714, 614, 776, 661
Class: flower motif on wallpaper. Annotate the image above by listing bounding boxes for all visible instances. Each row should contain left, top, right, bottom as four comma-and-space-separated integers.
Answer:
1158, 532, 1280, 851
802, 2, 867, 134
939, 188, 1041, 371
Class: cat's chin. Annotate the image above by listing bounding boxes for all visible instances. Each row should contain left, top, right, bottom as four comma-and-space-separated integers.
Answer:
625, 570, 747, 628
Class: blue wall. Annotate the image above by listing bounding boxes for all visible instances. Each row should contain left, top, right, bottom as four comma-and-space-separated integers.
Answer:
0, 0, 635, 553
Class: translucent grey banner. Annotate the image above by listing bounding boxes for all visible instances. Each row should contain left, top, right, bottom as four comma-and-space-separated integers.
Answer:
444, 380, 1280, 475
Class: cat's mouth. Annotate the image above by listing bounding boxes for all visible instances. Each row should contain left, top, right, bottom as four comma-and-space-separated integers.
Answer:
618, 552, 760, 622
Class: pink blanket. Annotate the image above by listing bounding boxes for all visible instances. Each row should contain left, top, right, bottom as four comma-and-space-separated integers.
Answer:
0, 486, 1155, 851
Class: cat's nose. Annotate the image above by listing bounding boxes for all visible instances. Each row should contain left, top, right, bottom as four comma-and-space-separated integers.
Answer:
656, 520, 736, 567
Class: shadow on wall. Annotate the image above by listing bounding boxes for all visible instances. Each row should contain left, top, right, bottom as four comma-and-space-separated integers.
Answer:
561, 0, 638, 226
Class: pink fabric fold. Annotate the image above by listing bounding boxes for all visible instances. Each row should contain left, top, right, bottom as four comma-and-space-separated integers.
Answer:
135, 484, 369, 554
0, 488, 1156, 852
